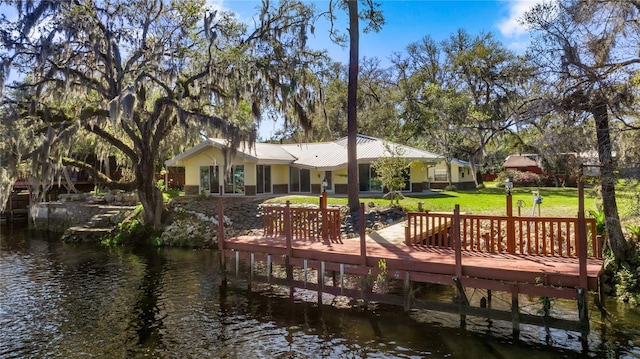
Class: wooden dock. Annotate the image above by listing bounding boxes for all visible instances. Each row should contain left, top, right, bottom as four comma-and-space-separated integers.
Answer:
1, 189, 30, 222
217, 195, 604, 336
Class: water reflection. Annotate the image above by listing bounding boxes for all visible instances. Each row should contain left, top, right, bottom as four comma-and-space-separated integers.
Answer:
1, 224, 638, 358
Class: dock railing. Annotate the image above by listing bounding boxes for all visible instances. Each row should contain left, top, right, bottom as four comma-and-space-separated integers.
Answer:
262, 201, 341, 242
406, 211, 602, 259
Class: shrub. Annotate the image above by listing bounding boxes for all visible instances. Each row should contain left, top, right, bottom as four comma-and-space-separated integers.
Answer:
588, 206, 606, 236
102, 216, 161, 246
627, 224, 640, 242
496, 170, 542, 187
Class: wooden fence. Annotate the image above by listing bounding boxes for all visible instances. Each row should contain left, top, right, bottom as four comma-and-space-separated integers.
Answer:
262, 204, 341, 242
406, 211, 602, 259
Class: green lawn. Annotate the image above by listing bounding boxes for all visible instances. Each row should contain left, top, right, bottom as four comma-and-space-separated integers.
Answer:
264, 181, 639, 223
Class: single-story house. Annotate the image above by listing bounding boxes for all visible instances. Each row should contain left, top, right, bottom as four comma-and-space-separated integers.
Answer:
164, 134, 474, 196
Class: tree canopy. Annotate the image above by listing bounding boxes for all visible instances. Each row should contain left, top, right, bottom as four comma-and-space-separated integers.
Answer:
1, 0, 325, 228
523, 0, 640, 261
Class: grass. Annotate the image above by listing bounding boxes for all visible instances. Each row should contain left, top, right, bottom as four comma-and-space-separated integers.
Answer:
264, 181, 639, 223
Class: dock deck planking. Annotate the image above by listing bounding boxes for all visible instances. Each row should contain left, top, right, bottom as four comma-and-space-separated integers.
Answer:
225, 233, 603, 293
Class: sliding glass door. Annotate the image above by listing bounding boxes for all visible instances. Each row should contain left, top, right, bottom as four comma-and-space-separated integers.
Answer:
199, 166, 220, 194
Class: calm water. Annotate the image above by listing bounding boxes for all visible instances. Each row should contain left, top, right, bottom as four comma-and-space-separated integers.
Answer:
1, 224, 639, 358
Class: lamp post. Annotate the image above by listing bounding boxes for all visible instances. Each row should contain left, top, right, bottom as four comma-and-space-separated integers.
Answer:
505, 178, 515, 253
505, 178, 513, 196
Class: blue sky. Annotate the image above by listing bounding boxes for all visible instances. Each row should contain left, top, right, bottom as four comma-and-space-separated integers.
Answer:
214, 0, 542, 65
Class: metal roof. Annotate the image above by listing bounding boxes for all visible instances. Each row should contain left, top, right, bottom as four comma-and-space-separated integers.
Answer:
280, 142, 347, 170
165, 134, 457, 170
335, 134, 443, 163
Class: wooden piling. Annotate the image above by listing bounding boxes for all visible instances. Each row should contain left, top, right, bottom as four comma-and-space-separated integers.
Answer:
511, 286, 520, 337
404, 272, 411, 311
217, 198, 225, 273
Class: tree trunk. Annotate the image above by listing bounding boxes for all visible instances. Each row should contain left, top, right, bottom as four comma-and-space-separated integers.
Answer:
137, 145, 164, 231
468, 147, 483, 187
592, 101, 626, 261
347, 0, 360, 214
468, 156, 478, 187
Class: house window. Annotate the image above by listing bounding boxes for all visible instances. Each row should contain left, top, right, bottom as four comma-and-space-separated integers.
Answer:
257, 165, 271, 194
358, 164, 382, 192
224, 165, 244, 194
289, 167, 310, 193
199, 166, 219, 194
434, 169, 447, 182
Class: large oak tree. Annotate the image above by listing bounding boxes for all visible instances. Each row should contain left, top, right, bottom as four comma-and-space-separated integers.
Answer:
1, 0, 324, 229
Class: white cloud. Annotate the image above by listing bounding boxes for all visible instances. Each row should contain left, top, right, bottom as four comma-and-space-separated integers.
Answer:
205, 0, 229, 12
496, 0, 545, 38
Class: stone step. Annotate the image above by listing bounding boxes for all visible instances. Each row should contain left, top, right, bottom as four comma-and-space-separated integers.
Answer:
64, 226, 115, 243
67, 226, 114, 233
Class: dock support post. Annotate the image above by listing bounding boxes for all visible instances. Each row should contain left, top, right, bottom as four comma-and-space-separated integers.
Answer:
267, 254, 272, 283
576, 168, 591, 334
511, 286, 520, 338
249, 253, 255, 289
284, 201, 294, 299
359, 202, 369, 305
235, 251, 239, 277
403, 272, 412, 311
217, 197, 226, 277
340, 264, 345, 295
596, 275, 606, 315
487, 290, 492, 307
285, 255, 294, 300
303, 259, 308, 288
542, 296, 551, 318
577, 174, 588, 289
318, 261, 325, 305
577, 287, 590, 333
453, 276, 468, 329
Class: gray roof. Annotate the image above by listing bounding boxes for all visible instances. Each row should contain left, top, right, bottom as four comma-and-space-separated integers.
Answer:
165, 134, 456, 170
334, 135, 443, 163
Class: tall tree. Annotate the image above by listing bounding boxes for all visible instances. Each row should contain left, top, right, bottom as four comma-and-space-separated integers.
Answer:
325, 0, 383, 213
523, 0, 640, 261
0, 0, 323, 229
346, 0, 360, 212
393, 35, 470, 186
442, 30, 534, 187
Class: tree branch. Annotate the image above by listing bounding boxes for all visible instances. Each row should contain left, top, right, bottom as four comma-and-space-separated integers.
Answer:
60, 156, 136, 191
